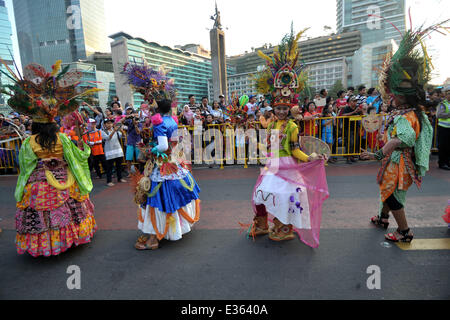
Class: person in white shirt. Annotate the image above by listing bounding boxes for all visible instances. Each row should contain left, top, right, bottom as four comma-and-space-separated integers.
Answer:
101, 119, 126, 186
245, 95, 258, 116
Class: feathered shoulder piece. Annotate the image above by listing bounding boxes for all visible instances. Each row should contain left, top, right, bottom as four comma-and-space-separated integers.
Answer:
379, 18, 449, 100
122, 59, 176, 103
151, 113, 163, 126
254, 24, 308, 108
0, 59, 102, 123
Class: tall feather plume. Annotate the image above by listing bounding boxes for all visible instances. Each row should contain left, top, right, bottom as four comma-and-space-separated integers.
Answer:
386, 19, 449, 96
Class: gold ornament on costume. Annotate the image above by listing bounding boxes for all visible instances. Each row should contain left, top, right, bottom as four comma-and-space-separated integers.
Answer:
362, 114, 382, 133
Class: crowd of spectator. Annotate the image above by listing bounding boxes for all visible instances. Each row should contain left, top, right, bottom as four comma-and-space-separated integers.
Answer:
1, 84, 448, 175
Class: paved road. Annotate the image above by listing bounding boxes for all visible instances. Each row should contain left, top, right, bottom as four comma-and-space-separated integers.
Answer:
0, 157, 449, 300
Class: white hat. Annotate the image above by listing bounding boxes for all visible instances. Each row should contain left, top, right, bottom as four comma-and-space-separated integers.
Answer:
88, 118, 96, 123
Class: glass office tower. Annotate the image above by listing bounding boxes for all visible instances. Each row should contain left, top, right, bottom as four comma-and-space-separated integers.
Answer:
13, 0, 108, 70
336, 0, 406, 87
0, 0, 15, 110
110, 32, 235, 108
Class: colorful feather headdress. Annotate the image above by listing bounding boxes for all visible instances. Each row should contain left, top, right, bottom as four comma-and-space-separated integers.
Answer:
254, 25, 308, 108
378, 17, 449, 102
122, 59, 176, 103
0, 59, 102, 123
225, 92, 249, 124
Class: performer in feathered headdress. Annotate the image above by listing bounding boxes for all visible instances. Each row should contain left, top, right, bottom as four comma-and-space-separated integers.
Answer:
243, 26, 329, 247
0, 60, 100, 257
224, 93, 249, 125
122, 60, 200, 250
361, 18, 449, 242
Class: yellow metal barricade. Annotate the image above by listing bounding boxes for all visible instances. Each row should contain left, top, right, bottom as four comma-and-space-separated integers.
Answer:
0, 136, 22, 173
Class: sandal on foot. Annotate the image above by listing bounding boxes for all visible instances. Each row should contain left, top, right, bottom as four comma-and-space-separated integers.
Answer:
385, 228, 414, 243
371, 214, 389, 229
134, 235, 159, 250
268, 219, 295, 241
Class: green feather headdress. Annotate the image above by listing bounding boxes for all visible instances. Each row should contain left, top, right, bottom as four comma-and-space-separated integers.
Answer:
379, 19, 449, 100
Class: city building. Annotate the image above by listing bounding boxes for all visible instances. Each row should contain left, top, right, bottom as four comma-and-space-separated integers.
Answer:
174, 44, 210, 58
305, 57, 348, 93
13, 0, 109, 71
61, 61, 116, 109
208, 71, 256, 102
85, 52, 114, 72
336, 0, 406, 87
109, 31, 235, 108
0, 0, 15, 113
227, 31, 360, 94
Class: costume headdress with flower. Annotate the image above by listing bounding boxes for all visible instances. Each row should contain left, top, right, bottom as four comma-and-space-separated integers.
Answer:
254, 25, 308, 108
122, 59, 176, 105
0, 60, 102, 123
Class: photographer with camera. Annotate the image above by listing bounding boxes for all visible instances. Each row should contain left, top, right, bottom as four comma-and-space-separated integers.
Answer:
101, 119, 126, 186
123, 110, 142, 175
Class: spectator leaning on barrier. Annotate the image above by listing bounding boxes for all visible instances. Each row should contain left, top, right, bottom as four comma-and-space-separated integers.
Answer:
180, 105, 194, 126
245, 95, 258, 116
314, 88, 327, 114
436, 86, 450, 170
185, 94, 198, 113
356, 85, 367, 106
210, 100, 224, 122
321, 106, 336, 163
342, 95, 363, 164
303, 101, 320, 136
101, 118, 126, 186
82, 118, 108, 180
345, 86, 355, 99
366, 88, 382, 113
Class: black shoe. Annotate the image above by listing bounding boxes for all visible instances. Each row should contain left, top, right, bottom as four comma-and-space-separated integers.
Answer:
438, 164, 450, 170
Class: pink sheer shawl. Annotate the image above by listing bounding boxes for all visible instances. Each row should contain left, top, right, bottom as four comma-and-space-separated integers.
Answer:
251, 157, 329, 248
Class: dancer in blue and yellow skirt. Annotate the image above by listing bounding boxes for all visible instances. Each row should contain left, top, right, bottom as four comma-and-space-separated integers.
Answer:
121, 61, 201, 250
134, 99, 200, 250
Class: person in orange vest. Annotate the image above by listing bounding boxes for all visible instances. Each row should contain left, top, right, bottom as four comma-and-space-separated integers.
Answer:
82, 118, 107, 180
60, 126, 79, 144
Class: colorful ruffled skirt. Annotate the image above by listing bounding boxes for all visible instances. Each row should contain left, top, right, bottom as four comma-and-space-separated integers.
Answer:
15, 158, 97, 257
251, 156, 328, 248
138, 162, 201, 241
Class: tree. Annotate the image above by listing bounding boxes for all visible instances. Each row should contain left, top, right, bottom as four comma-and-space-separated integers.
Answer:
328, 80, 345, 99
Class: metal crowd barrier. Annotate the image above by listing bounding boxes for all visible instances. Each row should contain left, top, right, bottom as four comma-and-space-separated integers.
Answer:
0, 136, 21, 173
0, 115, 442, 175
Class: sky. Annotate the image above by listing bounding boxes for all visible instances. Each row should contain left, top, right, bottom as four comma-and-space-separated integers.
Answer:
5, 0, 450, 84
